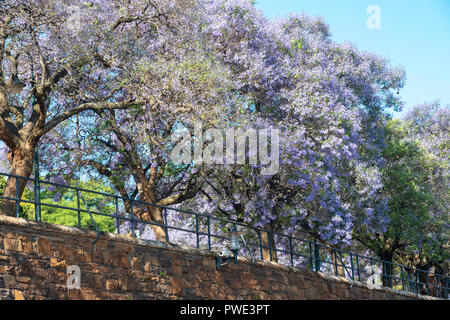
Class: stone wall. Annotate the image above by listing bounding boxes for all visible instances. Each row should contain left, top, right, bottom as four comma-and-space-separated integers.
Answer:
0, 215, 434, 300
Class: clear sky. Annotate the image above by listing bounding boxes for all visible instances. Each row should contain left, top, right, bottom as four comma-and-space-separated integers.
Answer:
255, 0, 450, 118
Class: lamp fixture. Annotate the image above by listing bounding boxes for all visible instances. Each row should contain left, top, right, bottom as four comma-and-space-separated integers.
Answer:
215, 225, 245, 270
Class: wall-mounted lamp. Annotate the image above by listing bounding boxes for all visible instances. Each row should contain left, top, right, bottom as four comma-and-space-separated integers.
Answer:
7, 75, 26, 94
215, 225, 245, 270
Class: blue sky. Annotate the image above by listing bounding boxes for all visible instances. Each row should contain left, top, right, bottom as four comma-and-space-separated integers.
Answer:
255, 0, 450, 118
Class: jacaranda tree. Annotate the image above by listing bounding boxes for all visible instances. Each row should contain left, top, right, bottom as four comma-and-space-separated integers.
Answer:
1, 0, 446, 279
0, 0, 194, 215
182, 1, 406, 264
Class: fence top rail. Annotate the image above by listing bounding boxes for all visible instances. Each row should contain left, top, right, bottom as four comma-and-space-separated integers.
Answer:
1, 171, 449, 284
1, 171, 248, 223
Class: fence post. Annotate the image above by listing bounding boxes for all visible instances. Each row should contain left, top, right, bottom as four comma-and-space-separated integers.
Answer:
314, 239, 321, 272
163, 207, 169, 243
268, 231, 273, 262
115, 196, 120, 234
350, 253, 355, 281
445, 276, 448, 298
443, 275, 447, 298
258, 230, 263, 260
433, 274, 438, 298
15, 177, 19, 218
384, 261, 392, 288
76, 190, 81, 228
356, 255, 361, 281
415, 271, 419, 295
289, 236, 293, 267
207, 216, 211, 250
195, 214, 200, 248
34, 148, 41, 222
130, 200, 134, 237
370, 257, 375, 286
401, 267, 405, 291
333, 248, 339, 276
308, 242, 314, 271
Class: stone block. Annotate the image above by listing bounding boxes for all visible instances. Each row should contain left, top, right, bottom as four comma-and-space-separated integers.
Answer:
36, 238, 53, 256
3, 238, 23, 252
13, 289, 25, 300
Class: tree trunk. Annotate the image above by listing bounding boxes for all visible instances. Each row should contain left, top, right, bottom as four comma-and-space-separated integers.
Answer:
414, 263, 435, 296
330, 249, 346, 277
380, 252, 394, 288
261, 230, 278, 262
122, 197, 168, 243
145, 205, 167, 243
0, 145, 35, 217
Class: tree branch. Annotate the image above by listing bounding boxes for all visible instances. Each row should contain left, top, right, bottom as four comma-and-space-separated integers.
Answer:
38, 99, 145, 138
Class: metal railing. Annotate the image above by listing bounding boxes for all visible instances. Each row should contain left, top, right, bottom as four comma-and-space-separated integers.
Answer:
0, 171, 448, 299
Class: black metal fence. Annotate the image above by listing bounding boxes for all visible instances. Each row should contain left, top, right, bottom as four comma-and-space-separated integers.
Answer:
0, 171, 448, 299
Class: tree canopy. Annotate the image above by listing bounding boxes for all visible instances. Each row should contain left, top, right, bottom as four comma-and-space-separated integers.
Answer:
0, 0, 448, 278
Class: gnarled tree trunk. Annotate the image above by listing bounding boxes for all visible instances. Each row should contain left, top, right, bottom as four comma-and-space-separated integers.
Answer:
143, 204, 167, 242
330, 249, 346, 277
380, 251, 394, 288
261, 230, 278, 262
121, 194, 168, 242
1, 143, 35, 217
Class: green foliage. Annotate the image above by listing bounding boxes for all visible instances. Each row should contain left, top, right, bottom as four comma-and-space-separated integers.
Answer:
0, 177, 116, 233
381, 120, 434, 246
356, 119, 447, 271
0, 175, 6, 192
